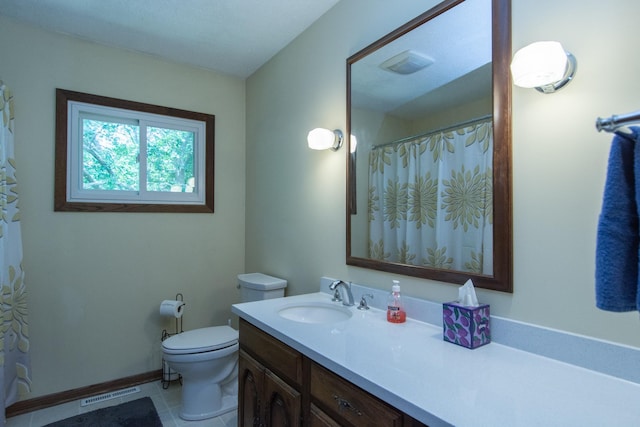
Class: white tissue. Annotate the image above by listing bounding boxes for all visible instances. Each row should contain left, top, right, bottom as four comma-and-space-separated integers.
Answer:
458, 279, 479, 307
160, 300, 185, 318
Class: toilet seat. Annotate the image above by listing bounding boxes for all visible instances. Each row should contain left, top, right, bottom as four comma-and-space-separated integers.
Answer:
162, 326, 238, 355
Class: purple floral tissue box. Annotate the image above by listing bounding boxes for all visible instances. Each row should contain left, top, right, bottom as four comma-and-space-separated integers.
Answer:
443, 302, 491, 349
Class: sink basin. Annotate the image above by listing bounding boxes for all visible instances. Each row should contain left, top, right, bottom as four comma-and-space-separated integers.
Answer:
278, 302, 352, 324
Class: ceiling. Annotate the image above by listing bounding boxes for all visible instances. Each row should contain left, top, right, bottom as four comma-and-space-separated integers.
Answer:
351, 0, 491, 120
0, 0, 340, 78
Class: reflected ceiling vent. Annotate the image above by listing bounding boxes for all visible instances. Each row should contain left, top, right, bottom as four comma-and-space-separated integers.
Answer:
380, 50, 434, 75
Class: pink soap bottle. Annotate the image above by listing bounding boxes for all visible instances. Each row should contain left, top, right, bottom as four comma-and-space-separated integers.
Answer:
386, 280, 406, 323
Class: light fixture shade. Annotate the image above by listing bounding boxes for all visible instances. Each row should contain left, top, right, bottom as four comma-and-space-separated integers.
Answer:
307, 128, 343, 151
510, 41, 576, 93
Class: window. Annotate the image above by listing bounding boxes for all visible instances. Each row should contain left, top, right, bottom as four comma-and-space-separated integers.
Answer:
55, 89, 214, 213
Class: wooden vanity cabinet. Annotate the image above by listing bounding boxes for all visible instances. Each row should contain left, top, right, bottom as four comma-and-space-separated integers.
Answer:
239, 350, 302, 427
238, 350, 263, 427
238, 319, 303, 427
309, 403, 341, 427
310, 361, 403, 426
238, 319, 428, 427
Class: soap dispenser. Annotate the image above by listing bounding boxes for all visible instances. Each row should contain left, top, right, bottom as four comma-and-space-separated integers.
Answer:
386, 280, 406, 323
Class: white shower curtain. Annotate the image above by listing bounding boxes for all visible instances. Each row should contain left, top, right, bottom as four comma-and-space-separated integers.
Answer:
0, 81, 31, 426
368, 119, 493, 274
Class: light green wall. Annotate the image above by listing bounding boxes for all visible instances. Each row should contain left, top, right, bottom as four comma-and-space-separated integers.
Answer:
0, 16, 246, 397
247, 0, 640, 348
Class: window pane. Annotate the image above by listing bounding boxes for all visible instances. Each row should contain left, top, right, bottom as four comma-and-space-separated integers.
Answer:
56, 89, 214, 212
146, 126, 195, 193
82, 118, 140, 191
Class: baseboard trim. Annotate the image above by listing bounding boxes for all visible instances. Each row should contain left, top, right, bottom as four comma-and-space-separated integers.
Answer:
6, 369, 162, 418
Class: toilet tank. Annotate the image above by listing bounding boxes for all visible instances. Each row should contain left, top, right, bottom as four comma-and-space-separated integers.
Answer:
237, 273, 287, 302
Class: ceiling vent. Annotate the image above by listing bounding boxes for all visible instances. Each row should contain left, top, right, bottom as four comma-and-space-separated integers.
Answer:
380, 50, 434, 75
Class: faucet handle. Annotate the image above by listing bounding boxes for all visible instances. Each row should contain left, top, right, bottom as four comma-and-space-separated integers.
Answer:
357, 294, 374, 310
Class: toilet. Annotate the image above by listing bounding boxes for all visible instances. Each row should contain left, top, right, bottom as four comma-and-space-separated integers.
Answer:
161, 273, 287, 421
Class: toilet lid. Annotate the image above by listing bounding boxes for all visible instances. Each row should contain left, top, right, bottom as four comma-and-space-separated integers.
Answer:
162, 326, 238, 355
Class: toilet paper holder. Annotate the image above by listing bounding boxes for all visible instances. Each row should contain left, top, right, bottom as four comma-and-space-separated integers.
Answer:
161, 293, 184, 389
161, 293, 184, 336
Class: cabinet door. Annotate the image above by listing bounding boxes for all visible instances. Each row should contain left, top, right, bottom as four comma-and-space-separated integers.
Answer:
264, 369, 302, 427
239, 350, 264, 427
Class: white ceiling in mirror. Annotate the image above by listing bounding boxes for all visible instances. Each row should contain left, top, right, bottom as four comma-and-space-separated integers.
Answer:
351, 0, 491, 118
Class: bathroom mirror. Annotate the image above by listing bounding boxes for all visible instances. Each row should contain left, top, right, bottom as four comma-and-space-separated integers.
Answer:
346, 0, 512, 292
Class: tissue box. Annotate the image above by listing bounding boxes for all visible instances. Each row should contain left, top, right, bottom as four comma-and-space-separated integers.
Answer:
442, 302, 490, 349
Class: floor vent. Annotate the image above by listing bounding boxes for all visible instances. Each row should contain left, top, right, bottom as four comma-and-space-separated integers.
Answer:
80, 386, 141, 407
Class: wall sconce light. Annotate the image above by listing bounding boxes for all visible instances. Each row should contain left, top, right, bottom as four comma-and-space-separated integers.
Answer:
307, 128, 343, 151
510, 41, 577, 94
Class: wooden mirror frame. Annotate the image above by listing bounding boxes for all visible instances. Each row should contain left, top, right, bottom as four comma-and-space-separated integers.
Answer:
346, 0, 512, 292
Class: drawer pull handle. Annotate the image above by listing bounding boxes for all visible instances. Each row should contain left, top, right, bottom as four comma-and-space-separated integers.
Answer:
333, 394, 363, 416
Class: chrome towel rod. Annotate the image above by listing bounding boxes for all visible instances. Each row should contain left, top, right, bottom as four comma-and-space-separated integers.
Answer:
596, 110, 640, 133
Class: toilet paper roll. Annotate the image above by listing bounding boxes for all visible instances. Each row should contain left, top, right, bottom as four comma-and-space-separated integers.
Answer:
160, 300, 185, 318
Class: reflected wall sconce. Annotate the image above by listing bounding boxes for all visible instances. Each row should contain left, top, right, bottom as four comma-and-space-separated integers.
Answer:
510, 41, 577, 94
307, 128, 343, 151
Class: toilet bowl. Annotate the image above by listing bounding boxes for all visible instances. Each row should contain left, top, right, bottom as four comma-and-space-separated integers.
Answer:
161, 273, 287, 421
162, 326, 239, 420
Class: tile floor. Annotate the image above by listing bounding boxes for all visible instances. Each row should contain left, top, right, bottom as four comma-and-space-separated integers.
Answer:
5, 380, 237, 427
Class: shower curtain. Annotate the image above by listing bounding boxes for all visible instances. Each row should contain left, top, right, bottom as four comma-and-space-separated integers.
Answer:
0, 81, 31, 426
368, 119, 493, 274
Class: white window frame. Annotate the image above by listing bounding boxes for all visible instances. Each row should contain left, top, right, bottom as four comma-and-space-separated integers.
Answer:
55, 89, 215, 213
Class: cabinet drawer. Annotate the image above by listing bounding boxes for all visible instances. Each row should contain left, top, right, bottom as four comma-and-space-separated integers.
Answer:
310, 362, 402, 427
309, 403, 341, 427
239, 319, 303, 387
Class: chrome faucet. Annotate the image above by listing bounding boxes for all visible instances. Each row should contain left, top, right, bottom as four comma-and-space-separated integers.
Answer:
329, 280, 355, 306
357, 294, 374, 310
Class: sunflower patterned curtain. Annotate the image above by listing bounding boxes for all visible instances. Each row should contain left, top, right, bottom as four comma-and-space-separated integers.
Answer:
368, 119, 493, 275
0, 81, 31, 426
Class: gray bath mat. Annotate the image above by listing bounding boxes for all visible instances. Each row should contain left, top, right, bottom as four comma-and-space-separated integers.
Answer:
44, 397, 162, 427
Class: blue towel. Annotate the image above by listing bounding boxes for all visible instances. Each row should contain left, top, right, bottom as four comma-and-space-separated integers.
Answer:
596, 127, 640, 311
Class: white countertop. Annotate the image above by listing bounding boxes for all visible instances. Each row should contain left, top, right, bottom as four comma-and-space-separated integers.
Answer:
232, 292, 640, 427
